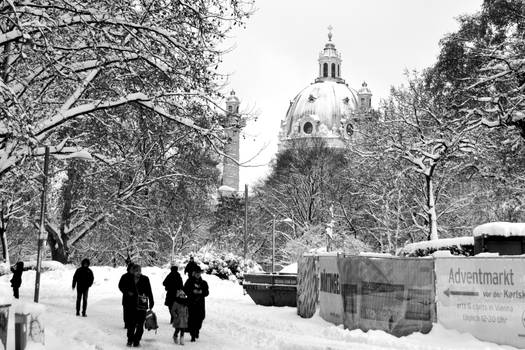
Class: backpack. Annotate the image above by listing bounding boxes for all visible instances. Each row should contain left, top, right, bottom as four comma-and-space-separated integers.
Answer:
145, 310, 158, 332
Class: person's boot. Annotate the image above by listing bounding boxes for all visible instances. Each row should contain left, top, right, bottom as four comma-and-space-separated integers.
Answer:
126, 340, 132, 347
76, 311, 80, 316
133, 341, 140, 347
179, 335, 185, 345
173, 332, 178, 344
82, 311, 87, 317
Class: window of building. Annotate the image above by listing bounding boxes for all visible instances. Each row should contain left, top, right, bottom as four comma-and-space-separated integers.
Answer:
337, 65, 340, 77
228, 105, 232, 112
323, 63, 328, 77
303, 122, 313, 134
331, 63, 336, 78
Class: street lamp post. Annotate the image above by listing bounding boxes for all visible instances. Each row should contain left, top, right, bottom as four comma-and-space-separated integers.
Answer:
34, 146, 50, 303
33, 146, 92, 303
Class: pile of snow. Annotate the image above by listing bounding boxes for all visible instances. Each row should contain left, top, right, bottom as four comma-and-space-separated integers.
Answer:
279, 262, 297, 274
473, 222, 525, 237
174, 249, 263, 282
398, 237, 474, 257
359, 252, 393, 258
23, 260, 68, 272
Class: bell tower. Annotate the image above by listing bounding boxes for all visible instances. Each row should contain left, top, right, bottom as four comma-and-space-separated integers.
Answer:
221, 90, 241, 193
357, 82, 372, 111
316, 26, 344, 84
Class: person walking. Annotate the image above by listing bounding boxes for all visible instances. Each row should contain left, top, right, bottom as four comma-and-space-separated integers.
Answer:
171, 289, 189, 345
183, 266, 209, 342
163, 262, 183, 323
72, 258, 94, 317
184, 256, 198, 277
10, 261, 24, 299
119, 264, 154, 347
119, 263, 135, 327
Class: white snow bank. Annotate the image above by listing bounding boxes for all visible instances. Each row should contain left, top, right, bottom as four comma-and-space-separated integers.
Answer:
473, 222, 525, 238
359, 252, 393, 258
280, 262, 297, 274
23, 260, 69, 271
398, 237, 474, 255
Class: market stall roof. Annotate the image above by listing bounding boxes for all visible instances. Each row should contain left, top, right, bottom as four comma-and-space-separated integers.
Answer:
473, 222, 525, 238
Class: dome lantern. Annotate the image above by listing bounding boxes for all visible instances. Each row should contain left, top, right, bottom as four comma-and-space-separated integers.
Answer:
316, 25, 344, 84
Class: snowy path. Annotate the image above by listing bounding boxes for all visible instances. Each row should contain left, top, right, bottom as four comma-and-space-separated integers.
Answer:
0, 266, 515, 350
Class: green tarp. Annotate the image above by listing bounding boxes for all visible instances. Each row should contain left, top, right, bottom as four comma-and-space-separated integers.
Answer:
337, 256, 435, 336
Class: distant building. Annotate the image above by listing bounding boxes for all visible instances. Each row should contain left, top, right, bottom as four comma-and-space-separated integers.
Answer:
278, 27, 374, 151
219, 90, 243, 195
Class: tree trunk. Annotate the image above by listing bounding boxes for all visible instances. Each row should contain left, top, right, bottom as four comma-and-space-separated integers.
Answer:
46, 226, 70, 263
425, 174, 439, 240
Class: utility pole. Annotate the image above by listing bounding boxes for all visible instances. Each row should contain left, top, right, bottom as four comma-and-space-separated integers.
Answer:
34, 146, 50, 303
272, 215, 276, 274
244, 184, 248, 259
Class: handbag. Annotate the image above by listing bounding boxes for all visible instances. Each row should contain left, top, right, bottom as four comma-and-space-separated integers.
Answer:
137, 294, 149, 311
145, 310, 159, 332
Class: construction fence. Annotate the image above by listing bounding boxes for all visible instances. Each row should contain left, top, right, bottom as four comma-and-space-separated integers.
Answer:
297, 254, 525, 348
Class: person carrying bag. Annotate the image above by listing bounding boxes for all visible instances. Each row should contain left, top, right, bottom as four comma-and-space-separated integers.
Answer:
118, 264, 154, 347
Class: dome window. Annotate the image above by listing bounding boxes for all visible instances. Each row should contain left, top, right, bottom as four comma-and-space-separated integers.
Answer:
346, 123, 354, 136
323, 63, 328, 78
308, 94, 316, 102
331, 63, 336, 78
343, 97, 350, 104
303, 122, 313, 134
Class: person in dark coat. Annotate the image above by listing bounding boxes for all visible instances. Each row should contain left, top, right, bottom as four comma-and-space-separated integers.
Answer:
10, 261, 24, 299
72, 258, 94, 316
118, 264, 154, 347
183, 266, 209, 342
163, 262, 183, 323
184, 256, 199, 277
119, 263, 135, 327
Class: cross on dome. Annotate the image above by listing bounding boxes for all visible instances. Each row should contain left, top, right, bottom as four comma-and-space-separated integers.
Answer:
328, 25, 333, 42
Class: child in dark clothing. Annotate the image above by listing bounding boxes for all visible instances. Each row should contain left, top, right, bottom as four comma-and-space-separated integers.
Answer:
10, 262, 24, 299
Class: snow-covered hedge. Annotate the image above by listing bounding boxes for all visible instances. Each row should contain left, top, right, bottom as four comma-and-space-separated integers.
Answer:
175, 248, 263, 282
0, 260, 67, 276
398, 237, 474, 257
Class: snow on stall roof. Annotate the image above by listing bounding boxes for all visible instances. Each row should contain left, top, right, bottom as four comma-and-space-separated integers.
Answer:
280, 262, 297, 274
399, 236, 474, 255
359, 252, 393, 258
473, 222, 525, 238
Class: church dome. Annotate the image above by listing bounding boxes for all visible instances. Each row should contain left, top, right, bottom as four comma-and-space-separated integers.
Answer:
278, 27, 369, 150
281, 81, 358, 139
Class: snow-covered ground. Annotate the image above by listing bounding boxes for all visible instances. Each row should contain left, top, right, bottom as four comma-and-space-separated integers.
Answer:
0, 265, 517, 349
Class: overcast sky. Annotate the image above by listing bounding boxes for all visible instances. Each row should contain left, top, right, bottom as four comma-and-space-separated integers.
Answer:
219, 0, 483, 188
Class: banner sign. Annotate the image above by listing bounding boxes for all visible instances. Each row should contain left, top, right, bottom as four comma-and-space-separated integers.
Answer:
319, 255, 343, 324
435, 257, 525, 348
338, 256, 434, 336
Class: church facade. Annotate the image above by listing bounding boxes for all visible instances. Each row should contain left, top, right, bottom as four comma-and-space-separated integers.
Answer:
278, 29, 374, 151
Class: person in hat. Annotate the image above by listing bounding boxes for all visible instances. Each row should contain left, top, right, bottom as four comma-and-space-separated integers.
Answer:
163, 261, 183, 323
72, 258, 94, 316
183, 265, 209, 342
184, 256, 199, 277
